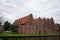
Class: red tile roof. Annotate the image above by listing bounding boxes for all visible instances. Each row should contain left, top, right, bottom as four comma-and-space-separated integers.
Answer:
14, 14, 33, 24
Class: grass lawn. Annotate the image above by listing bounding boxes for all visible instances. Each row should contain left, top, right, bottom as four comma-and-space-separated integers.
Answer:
0, 32, 60, 37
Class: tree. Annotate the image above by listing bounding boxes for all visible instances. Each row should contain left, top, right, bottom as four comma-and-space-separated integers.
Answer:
0, 22, 2, 25
57, 23, 60, 34
10, 24, 18, 33
57, 24, 60, 30
3, 21, 11, 31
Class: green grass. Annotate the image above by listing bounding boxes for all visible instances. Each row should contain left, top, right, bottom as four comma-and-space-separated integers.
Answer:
0, 32, 60, 37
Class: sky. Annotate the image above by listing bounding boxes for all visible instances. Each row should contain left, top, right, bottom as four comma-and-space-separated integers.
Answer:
0, 0, 60, 24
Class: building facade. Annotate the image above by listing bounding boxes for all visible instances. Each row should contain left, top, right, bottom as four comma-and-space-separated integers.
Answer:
0, 25, 3, 32
13, 14, 59, 34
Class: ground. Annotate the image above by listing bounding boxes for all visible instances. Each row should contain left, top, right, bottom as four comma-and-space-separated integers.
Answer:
0, 32, 60, 37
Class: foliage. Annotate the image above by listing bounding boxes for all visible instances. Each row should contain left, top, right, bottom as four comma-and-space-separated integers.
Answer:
57, 24, 60, 30
10, 24, 18, 33
3, 21, 18, 34
0, 22, 2, 25
56, 23, 60, 33
3, 21, 11, 31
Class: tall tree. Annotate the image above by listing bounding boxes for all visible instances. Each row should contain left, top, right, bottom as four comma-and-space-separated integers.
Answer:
3, 21, 11, 31
0, 22, 2, 25
57, 23, 60, 34
11, 24, 18, 33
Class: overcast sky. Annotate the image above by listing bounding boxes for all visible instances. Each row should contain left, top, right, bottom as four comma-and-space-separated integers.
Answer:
0, 0, 60, 24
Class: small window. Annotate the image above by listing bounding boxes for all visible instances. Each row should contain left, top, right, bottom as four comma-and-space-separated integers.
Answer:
32, 26, 36, 29
44, 30, 46, 33
57, 30, 59, 32
42, 22, 44, 24
39, 31, 41, 34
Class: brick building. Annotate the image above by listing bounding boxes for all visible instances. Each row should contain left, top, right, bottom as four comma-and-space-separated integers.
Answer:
0, 25, 3, 32
13, 14, 59, 34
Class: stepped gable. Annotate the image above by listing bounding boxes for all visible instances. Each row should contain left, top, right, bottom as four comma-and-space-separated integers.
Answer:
50, 17, 54, 24
33, 17, 45, 25
46, 18, 54, 24
14, 14, 33, 24
33, 17, 55, 27
33, 19, 38, 26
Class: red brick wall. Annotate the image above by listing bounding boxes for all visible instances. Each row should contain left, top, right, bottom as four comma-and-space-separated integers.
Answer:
13, 14, 59, 34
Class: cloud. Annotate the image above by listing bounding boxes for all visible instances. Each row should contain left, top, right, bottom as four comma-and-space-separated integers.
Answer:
0, 0, 60, 24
